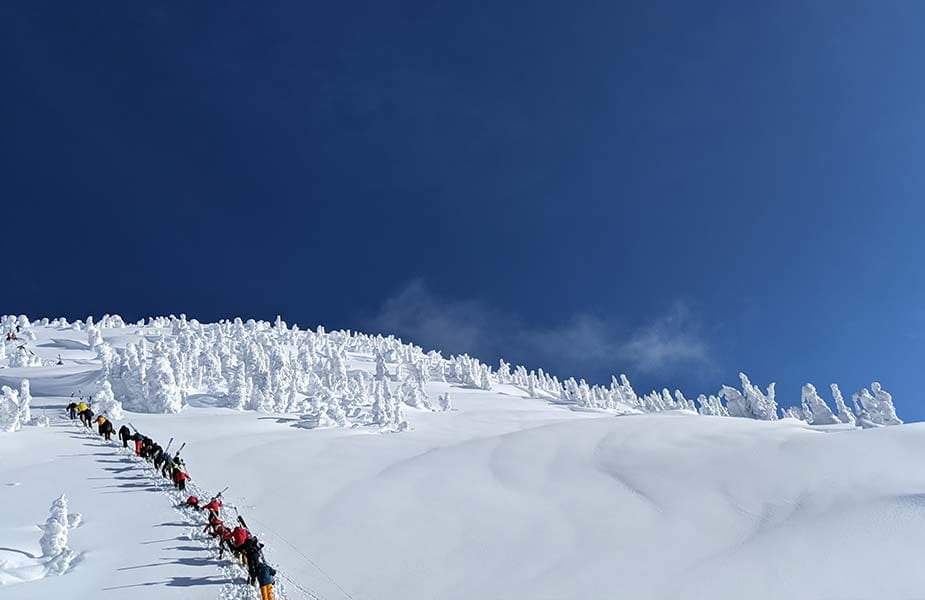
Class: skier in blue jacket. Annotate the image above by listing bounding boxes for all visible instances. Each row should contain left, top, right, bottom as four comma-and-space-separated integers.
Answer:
256, 562, 276, 599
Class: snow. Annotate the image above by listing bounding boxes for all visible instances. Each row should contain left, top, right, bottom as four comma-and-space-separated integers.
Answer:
1, 318, 924, 599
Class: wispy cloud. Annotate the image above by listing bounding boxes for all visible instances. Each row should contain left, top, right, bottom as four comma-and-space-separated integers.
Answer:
366, 280, 714, 381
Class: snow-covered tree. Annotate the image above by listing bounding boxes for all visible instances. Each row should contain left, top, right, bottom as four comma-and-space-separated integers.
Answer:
375, 354, 389, 381
0, 385, 23, 432
228, 362, 249, 411
800, 384, 839, 425
830, 384, 855, 426
697, 394, 728, 416
370, 380, 393, 427
478, 364, 492, 391
782, 406, 807, 421
399, 375, 430, 409
871, 382, 903, 426
497, 360, 512, 384
527, 372, 537, 398
95, 380, 123, 420
87, 325, 104, 350
846, 382, 902, 427
8, 345, 42, 367
145, 355, 184, 413
721, 373, 777, 420
39, 494, 77, 575
17, 379, 32, 425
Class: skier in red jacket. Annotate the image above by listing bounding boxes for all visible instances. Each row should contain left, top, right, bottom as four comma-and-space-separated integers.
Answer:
203, 497, 223, 518
173, 470, 190, 492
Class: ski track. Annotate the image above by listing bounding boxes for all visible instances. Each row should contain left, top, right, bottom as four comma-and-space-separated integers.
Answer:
62, 415, 306, 600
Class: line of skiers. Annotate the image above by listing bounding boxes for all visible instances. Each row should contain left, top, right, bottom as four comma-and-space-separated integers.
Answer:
68, 395, 278, 599
187, 494, 277, 599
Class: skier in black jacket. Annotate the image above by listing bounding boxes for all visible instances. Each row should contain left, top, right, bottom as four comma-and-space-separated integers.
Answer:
79, 407, 94, 428
118, 425, 132, 448
98, 417, 114, 441
152, 443, 165, 470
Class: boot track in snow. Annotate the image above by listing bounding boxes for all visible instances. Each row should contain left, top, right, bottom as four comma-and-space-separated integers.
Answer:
65, 415, 329, 600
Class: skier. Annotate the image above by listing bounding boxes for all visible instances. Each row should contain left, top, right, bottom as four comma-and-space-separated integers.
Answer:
161, 450, 173, 478
152, 443, 165, 471
203, 496, 223, 519
242, 537, 266, 585
140, 437, 154, 460
97, 415, 114, 441
256, 562, 277, 600
230, 525, 250, 561
204, 515, 224, 536
132, 432, 144, 456
118, 425, 132, 448
216, 525, 235, 559
173, 469, 190, 492
169, 453, 186, 481
79, 407, 94, 428
66, 402, 78, 420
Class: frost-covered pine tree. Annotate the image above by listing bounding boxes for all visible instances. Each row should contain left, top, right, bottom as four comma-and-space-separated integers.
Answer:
478, 364, 492, 391
228, 362, 249, 411
87, 325, 104, 350
95, 380, 124, 420
97, 343, 119, 383
9, 345, 41, 367
146, 355, 184, 413
782, 406, 807, 421
370, 380, 393, 427
830, 384, 856, 426
722, 373, 777, 420
0, 385, 23, 432
527, 372, 537, 398
376, 354, 390, 381
741, 373, 778, 420
871, 382, 903, 426
18, 379, 32, 425
497, 360, 512, 384
720, 385, 748, 418
399, 375, 431, 409
800, 384, 839, 425
697, 394, 728, 417
326, 396, 350, 427
39, 494, 77, 575
199, 349, 225, 393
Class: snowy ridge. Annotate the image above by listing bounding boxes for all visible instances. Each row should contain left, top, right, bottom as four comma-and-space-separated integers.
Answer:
1, 313, 904, 429
1, 319, 925, 598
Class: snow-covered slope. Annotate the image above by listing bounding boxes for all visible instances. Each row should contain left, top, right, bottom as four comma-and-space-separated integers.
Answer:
2, 319, 924, 600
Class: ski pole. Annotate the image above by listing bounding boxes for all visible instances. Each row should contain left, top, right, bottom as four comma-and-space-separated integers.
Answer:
164, 437, 174, 453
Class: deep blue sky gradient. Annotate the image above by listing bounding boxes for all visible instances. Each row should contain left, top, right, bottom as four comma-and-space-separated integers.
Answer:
2, 2, 925, 418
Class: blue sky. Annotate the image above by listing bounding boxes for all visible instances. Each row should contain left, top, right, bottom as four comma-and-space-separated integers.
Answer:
2, 2, 925, 419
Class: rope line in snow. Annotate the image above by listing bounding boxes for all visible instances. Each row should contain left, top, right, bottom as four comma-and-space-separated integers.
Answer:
245, 514, 362, 600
